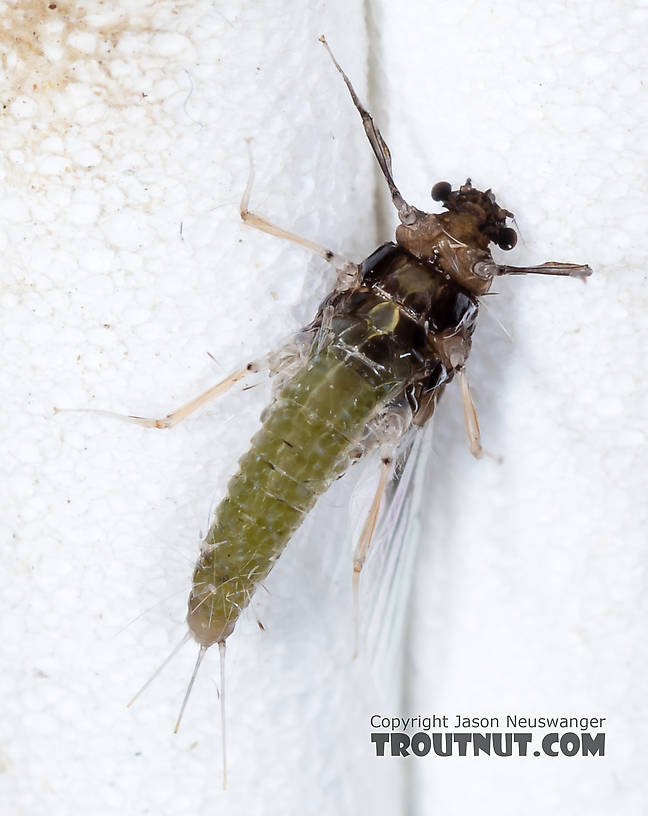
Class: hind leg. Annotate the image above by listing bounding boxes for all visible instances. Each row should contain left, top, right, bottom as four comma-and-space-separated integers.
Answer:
55, 332, 317, 430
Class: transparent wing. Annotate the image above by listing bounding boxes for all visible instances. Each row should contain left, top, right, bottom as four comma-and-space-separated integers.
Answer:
349, 420, 435, 698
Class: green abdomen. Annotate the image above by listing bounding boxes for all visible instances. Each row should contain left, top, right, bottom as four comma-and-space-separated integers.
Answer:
187, 341, 400, 645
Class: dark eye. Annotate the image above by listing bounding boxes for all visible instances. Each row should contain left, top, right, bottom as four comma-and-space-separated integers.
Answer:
497, 227, 517, 250
431, 181, 452, 202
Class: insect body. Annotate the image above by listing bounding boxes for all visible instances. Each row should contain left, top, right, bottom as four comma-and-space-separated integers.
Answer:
112, 37, 590, 773
186, 40, 591, 653
190, 242, 466, 645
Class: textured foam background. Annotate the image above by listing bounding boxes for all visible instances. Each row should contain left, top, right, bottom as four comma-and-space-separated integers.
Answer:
375, 2, 647, 815
2, 1, 646, 814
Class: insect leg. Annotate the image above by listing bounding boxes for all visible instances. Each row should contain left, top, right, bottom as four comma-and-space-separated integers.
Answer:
56, 365, 252, 429
319, 36, 421, 228
57, 332, 318, 430
241, 142, 359, 288
128, 366, 257, 429
457, 368, 483, 459
490, 261, 592, 279
352, 452, 394, 657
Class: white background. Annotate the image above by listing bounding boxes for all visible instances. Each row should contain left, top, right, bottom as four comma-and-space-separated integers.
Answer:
2, 1, 646, 815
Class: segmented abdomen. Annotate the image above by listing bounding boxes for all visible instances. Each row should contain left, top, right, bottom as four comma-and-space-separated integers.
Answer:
187, 340, 400, 646
187, 247, 474, 646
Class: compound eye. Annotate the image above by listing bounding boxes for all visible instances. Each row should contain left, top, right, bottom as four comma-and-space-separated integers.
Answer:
497, 227, 517, 250
431, 181, 452, 202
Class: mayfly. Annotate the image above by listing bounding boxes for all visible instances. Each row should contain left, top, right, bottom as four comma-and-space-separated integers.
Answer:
67, 37, 591, 783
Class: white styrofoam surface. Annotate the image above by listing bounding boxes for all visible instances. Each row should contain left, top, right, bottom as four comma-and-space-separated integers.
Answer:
2, 0, 646, 814
373, 2, 648, 814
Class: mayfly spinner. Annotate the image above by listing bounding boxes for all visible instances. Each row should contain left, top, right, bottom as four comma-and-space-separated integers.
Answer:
74, 37, 591, 782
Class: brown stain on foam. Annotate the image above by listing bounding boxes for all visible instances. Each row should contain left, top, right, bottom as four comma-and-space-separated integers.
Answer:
0, 0, 132, 189
0, 1, 126, 104
0, 1, 194, 189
